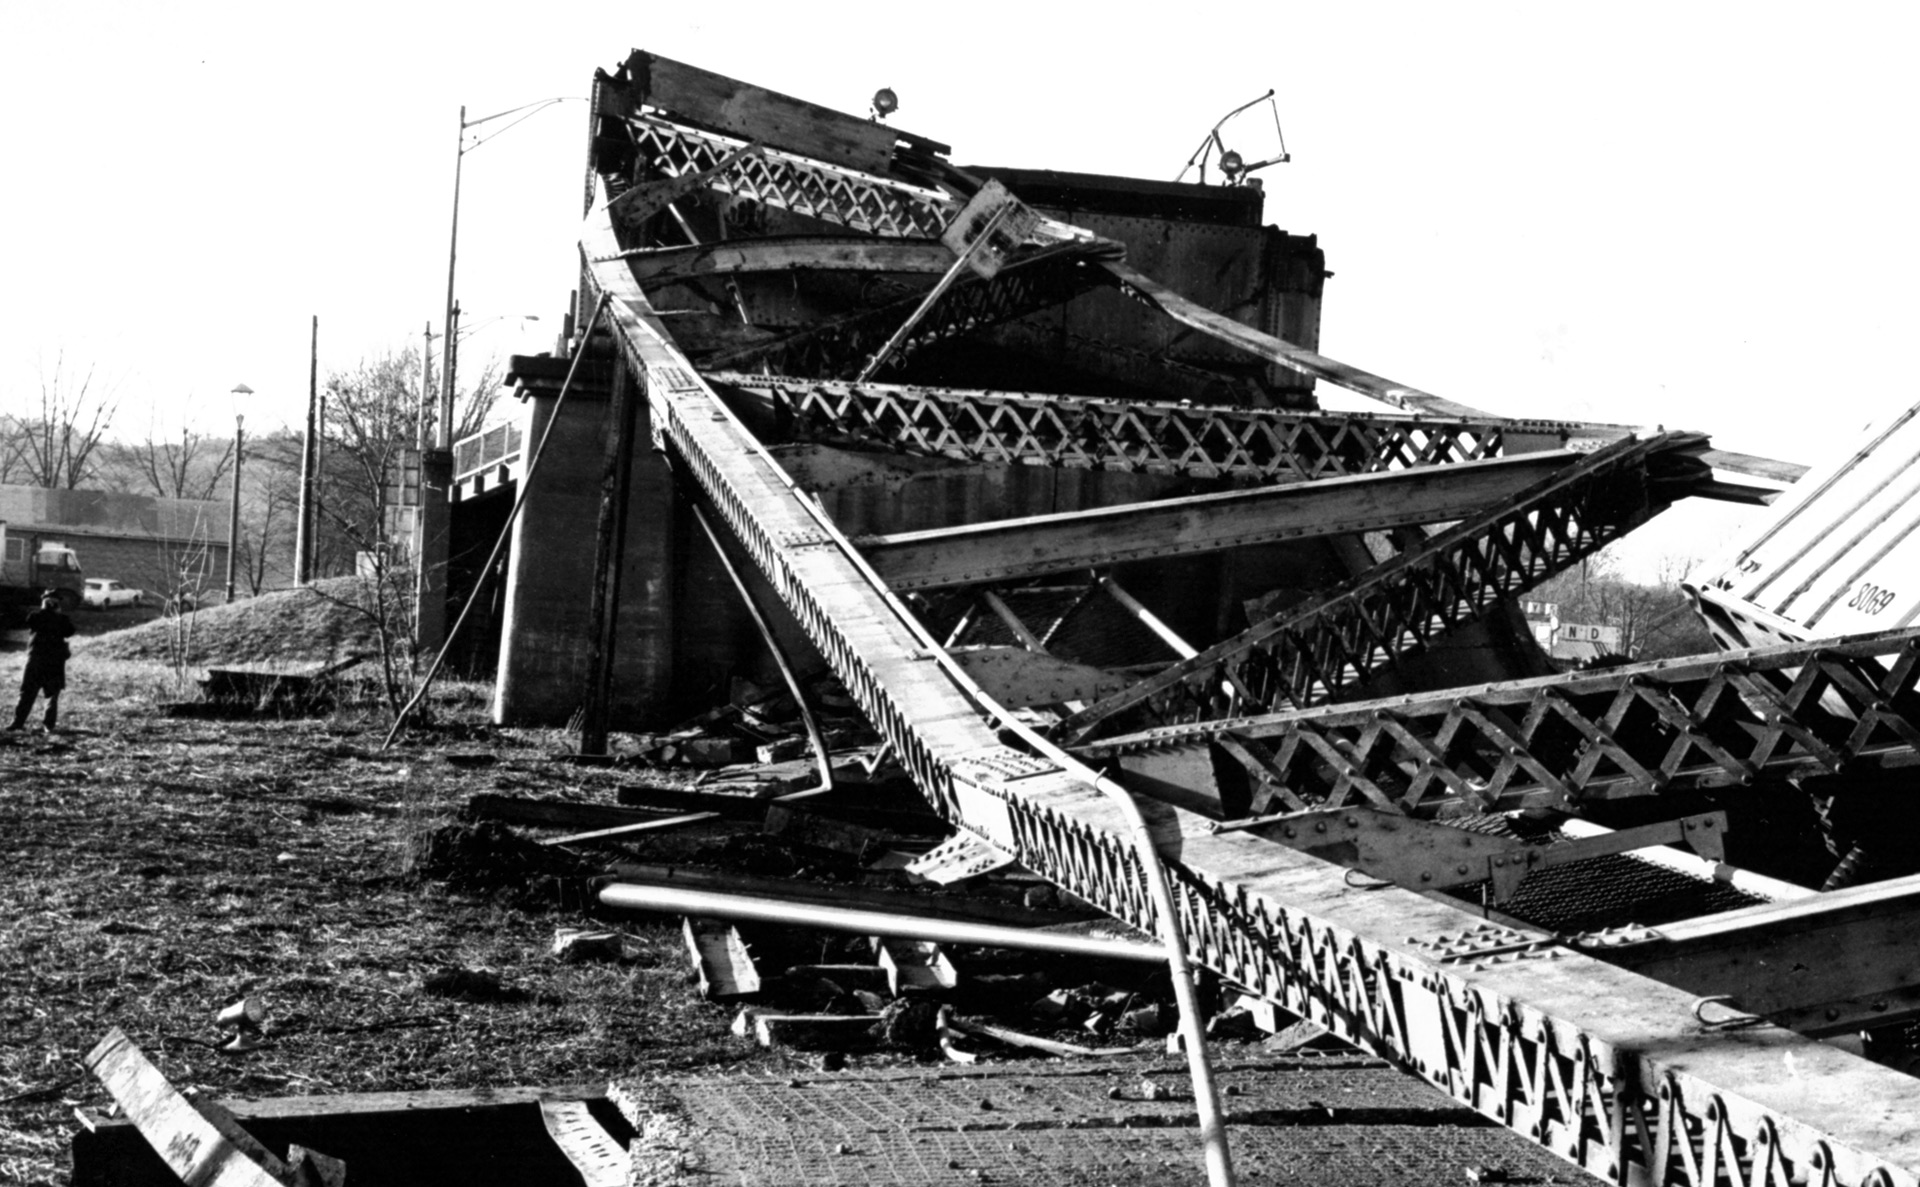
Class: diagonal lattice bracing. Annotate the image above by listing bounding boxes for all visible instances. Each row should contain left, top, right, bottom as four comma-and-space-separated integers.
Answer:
626, 114, 954, 238
1058, 436, 1690, 741
1081, 627, 1920, 818
705, 374, 1636, 481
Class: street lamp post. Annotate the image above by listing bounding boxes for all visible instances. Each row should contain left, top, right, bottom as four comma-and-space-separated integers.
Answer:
225, 393, 249, 603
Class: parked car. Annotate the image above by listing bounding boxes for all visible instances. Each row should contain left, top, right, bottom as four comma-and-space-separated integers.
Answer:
82, 578, 144, 609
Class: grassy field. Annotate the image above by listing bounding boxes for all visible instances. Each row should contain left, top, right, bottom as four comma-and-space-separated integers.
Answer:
0, 592, 776, 1186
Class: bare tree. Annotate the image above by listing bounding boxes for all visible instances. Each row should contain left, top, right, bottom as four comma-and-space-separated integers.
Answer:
238, 435, 302, 595
451, 357, 506, 442
104, 428, 237, 501
8, 350, 120, 489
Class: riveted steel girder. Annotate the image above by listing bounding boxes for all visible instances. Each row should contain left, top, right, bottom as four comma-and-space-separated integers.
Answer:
709, 373, 1632, 480
859, 449, 1585, 590
1082, 626, 1920, 818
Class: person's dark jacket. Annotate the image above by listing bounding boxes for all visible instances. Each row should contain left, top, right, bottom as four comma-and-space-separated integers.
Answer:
23, 606, 74, 683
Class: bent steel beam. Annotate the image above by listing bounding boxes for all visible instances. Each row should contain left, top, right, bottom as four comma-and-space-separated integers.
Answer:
583, 171, 1919, 1185
861, 449, 1584, 590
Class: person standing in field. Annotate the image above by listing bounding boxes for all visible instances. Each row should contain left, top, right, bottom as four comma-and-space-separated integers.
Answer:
11, 592, 75, 732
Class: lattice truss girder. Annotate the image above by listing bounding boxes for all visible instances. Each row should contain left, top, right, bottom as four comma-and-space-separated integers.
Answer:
584, 185, 1919, 1183
705, 374, 1628, 480
1084, 627, 1920, 819
1058, 434, 1692, 741
626, 113, 955, 238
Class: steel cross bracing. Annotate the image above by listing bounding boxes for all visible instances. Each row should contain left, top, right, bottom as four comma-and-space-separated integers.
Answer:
706, 374, 1635, 481
583, 187, 1920, 1187
1056, 435, 1694, 741
626, 114, 954, 238
1083, 627, 1920, 819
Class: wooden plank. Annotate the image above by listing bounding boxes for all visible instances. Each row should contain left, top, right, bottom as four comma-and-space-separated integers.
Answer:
631, 51, 903, 177
862, 450, 1577, 590
82, 1028, 289, 1187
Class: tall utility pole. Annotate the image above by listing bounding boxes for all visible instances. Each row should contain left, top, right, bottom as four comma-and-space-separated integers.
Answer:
224, 411, 245, 603
294, 315, 320, 585
439, 106, 465, 450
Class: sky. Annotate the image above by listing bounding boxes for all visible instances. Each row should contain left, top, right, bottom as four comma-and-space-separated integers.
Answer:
5, 2, 1917, 575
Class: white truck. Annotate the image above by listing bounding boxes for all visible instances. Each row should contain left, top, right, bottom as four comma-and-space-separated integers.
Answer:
0, 521, 86, 619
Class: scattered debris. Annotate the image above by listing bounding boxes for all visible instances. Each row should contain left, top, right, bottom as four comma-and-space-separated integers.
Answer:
420, 967, 531, 1004
408, 820, 593, 905
552, 927, 652, 964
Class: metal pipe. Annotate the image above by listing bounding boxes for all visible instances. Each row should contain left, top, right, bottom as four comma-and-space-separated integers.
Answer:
598, 882, 1164, 963
1101, 576, 1198, 659
380, 293, 612, 750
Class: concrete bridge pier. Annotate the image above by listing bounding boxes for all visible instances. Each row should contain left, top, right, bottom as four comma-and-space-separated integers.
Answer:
492, 381, 677, 728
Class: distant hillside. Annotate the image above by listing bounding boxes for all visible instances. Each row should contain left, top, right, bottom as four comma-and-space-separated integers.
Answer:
80, 578, 392, 667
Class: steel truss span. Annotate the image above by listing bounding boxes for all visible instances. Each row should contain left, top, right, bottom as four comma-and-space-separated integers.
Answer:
579, 167, 1919, 1181
1085, 627, 1920, 819
709, 373, 1630, 480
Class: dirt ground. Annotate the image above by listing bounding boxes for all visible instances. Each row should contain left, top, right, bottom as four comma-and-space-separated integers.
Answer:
0, 629, 784, 1186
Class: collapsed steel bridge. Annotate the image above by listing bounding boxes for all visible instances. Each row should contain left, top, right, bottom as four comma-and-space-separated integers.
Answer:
514, 50, 1920, 1186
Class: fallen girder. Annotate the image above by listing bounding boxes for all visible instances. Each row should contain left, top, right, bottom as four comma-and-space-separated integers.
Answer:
858, 448, 1590, 591
1081, 626, 1920, 819
1057, 434, 1700, 740
581, 164, 1920, 1184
